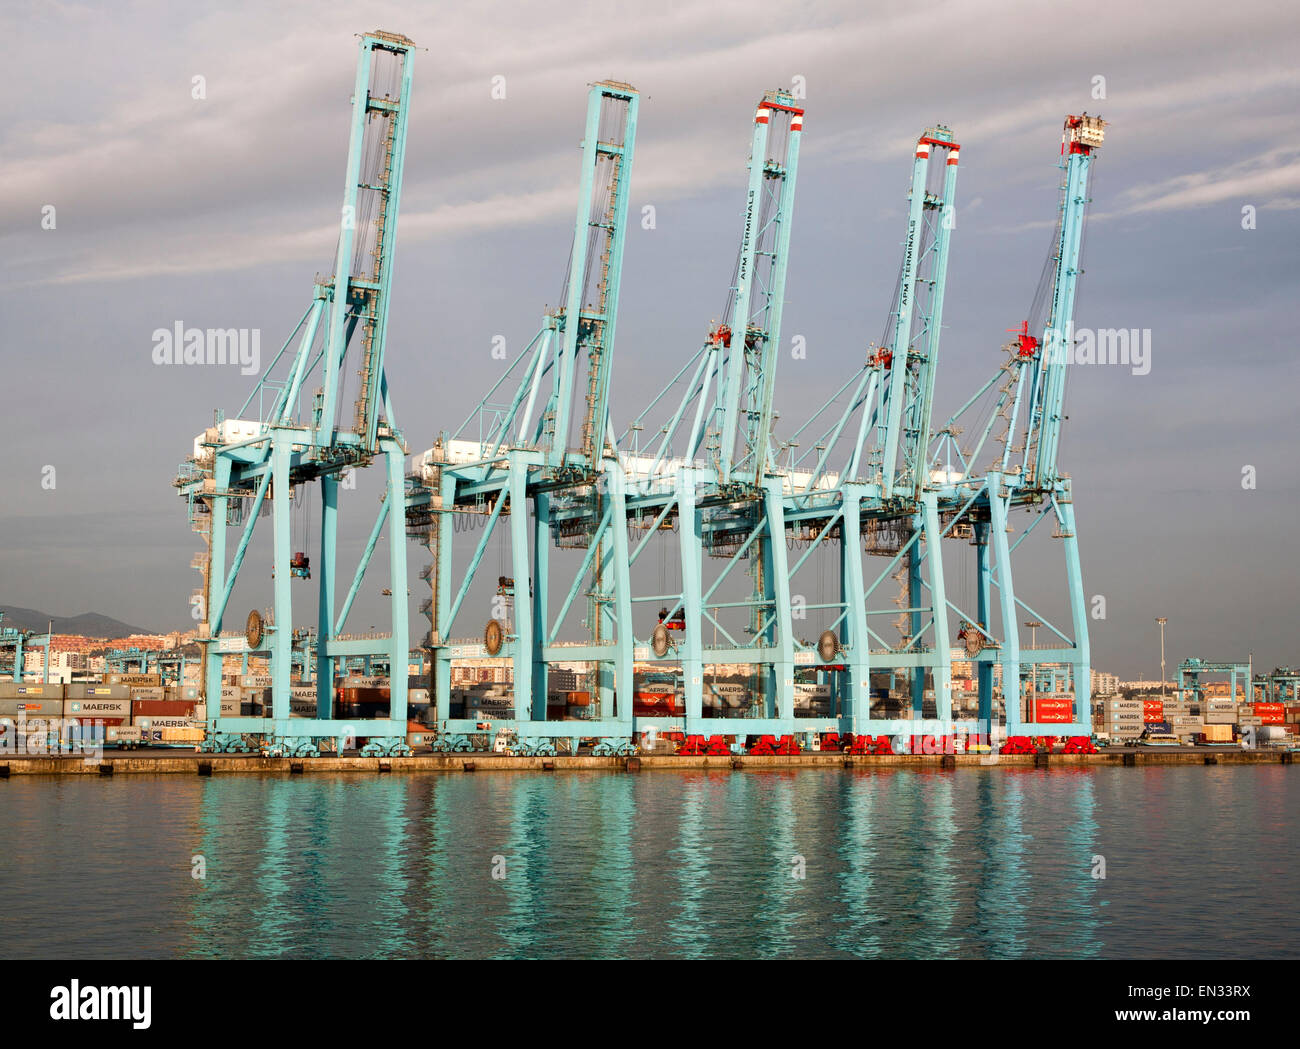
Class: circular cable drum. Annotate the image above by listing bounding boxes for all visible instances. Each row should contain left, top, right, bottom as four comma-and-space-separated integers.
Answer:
246, 609, 264, 649
964, 625, 985, 657
652, 623, 670, 658
817, 629, 838, 663
484, 618, 504, 656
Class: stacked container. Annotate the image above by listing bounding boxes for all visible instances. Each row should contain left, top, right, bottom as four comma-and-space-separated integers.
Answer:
1204, 698, 1237, 725
66, 683, 131, 727
1103, 698, 1144, 739
1252, 702, 1285, 725
1032, 697, 1074, 723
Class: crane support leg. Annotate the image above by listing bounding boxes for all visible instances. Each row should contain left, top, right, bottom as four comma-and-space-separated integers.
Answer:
607, 463, 635, 730
509, 463, 533, 723
840, 486, 871, 733
922, 492, 953, 724
384, 438, 409, 730
975, 521, 995, 728
317, 475, 339, 718
989, 481, 1023, 733
678, 469, 704, 727
764, 479, 796, 723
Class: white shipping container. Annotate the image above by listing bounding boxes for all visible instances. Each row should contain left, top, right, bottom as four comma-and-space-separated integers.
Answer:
67, 698, 131, 718
136, 716, 196, 730
341, 676, 388, 689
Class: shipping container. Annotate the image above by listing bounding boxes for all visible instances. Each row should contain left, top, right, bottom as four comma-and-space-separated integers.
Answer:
0, 698, 65, 717
106, 725, 144, 747
0, 683, 63, 700
341, 676, 387, 689
290, 686, 322, 716
66, 697, 131, 718
138, 717, 197, 730
156, 727, 204, 744
66, 683, 130, 700
108, 673, 161, 686
1032, 697, 1075, 723
129, 686, 166, 702
336, 686, 389, 706
131, 700, 197, 719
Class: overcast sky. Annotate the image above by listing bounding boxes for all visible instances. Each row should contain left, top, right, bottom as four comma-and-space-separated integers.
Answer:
1, 0, 1297, 679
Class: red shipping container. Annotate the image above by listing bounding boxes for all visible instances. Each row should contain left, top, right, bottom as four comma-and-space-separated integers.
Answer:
336, 686, 388, 706
1142, 700, 1164, 723
131, 700, 197, 719
1033, 698, 1074, 723
633, 691, 680, 717
1253, 703, 1285, 725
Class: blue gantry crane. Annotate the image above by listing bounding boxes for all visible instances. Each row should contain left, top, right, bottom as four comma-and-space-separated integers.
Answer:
405, 81, 641, 754
773, 126, 961, 736
929, 113, 1106, 735
176, 36, 1109, 754
612, 91, 805, 735
177, 30, 417, 756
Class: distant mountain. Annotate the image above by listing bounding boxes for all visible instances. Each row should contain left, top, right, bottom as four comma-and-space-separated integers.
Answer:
0, 605, 153, 638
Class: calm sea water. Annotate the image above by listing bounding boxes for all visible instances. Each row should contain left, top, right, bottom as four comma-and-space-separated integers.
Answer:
1, 766, 1295, 959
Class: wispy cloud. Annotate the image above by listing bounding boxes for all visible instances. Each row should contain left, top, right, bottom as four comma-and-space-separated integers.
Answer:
1112, 146, 1300, 214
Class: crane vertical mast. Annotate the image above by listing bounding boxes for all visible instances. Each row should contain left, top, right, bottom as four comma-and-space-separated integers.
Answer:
547, 82, 639, 468
1025, 114, 1104, 486
317, 32, 415, 457
715, 92, 804, 486
879, 127, 959, 499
